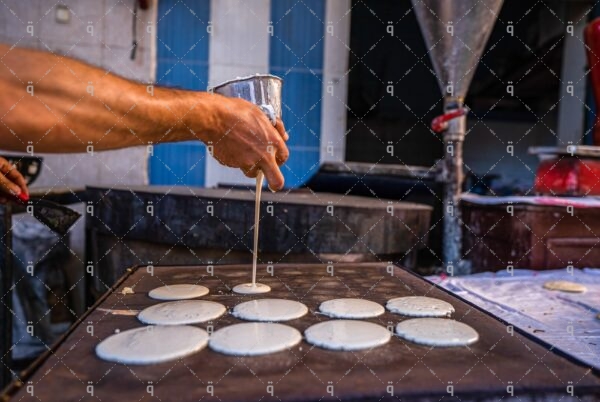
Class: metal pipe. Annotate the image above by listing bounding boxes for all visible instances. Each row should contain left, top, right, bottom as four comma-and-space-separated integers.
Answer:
442, 98, 466, 272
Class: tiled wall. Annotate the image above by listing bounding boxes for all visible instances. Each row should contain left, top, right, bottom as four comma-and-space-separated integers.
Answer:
0, 0, 156, 187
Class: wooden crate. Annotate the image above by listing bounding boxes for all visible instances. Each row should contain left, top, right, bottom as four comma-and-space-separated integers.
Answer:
463, 201, 600, 271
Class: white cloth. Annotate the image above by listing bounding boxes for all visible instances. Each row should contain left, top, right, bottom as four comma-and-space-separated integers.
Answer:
428, 268, 600, 369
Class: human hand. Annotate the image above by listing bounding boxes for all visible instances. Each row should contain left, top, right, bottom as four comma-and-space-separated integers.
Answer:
0, 157, 29, 203
206, 96, 289, 191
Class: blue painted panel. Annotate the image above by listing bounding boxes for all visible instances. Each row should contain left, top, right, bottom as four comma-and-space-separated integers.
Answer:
157, 0, 211, 63
151, 0, 210, 186
156, 62, 208, 91
282, 150, 321, 188
270, 0, 326, 71
270, 0, 325, 187
276, 71, 322, 149
150, 142, 206, 185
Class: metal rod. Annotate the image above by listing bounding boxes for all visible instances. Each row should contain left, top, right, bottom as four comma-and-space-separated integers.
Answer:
442, 98, 466, 272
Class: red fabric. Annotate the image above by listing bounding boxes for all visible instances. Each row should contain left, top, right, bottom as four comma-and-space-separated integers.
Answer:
535, 158, 600, 195
585, 18, 600, 144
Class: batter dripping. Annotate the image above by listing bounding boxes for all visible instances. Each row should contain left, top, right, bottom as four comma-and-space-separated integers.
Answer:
233, 171, 271, 295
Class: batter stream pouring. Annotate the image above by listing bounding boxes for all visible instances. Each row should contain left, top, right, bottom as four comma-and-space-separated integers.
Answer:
211, 74, 283, 294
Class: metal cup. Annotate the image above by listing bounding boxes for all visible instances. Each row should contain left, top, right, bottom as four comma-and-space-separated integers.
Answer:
210, 74, 283, 126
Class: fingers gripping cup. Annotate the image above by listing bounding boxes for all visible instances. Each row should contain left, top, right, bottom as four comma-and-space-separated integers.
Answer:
209, 73, 284, 188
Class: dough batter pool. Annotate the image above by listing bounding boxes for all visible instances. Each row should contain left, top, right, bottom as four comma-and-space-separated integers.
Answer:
209, 322, 302, 356
318, 298, 385, 319
148, 284, 209, 300
232, 283, 271, 294
305, 320, 391, 351
543, 280, 587, 293
396, 318, 479, 347
138, 300, 226, 325
96, 325, 209, 364
233, 299, 308, 321
386, 296, 455, 317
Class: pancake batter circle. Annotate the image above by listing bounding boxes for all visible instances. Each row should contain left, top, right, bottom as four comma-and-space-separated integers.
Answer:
543, 280, 586, 293
318, 298, 385, 319
395, 318, 479, 347
209, 322, 302, 356
138, 300, 226, 325
233, 299, 308, 322
305, 320, 391, 351
148, 284, 209, 300
386, 296, 455, 317
96, 325, 209, 364
233, 283, 271, 294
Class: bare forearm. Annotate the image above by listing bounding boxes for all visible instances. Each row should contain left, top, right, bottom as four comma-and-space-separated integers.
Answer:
0, 44, 216, 153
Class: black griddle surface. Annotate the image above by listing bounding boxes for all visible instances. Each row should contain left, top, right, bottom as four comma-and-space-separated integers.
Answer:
4, 263, 600, 401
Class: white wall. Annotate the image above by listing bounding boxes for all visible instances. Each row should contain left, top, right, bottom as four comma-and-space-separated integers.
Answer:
0, 0, 157, 188
0, 0, 158, 317
320, 0, 351, 164
203, 0, 352, 187
205, 0, 271, 187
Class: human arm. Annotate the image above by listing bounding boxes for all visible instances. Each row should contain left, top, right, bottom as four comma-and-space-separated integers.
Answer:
0, 44, 289, 189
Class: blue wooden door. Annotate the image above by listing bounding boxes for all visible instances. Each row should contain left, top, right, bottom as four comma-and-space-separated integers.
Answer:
270, 0, 325, 188
149, 0, 211, 186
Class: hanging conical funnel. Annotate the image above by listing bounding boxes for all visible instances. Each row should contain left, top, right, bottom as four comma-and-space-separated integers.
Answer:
412, 0, 504, 99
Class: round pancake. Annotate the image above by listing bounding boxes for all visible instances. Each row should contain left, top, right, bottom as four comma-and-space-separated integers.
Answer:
543, 280, 586, 293
387, 296, 454, 317
396, 318, 479, 347
209, 323, 302, 356
319, 298, 385, 319
138, 300, 226, 325
233, 299, 308, 321
148, 284, 209, 300
305, 320, 391, 351
96, 325, 208, 364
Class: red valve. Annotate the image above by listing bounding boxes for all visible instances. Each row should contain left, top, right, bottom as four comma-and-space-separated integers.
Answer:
431, 107, 469, 133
